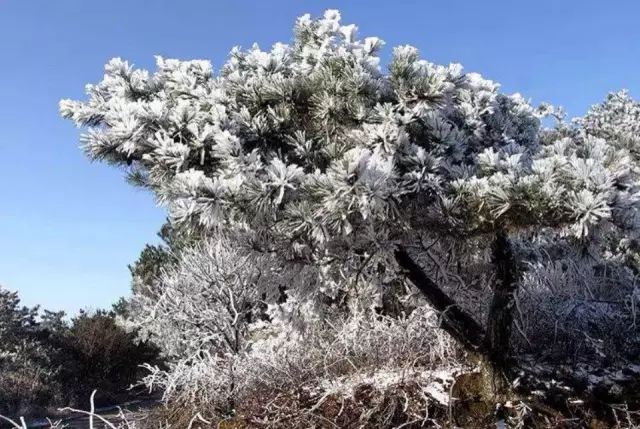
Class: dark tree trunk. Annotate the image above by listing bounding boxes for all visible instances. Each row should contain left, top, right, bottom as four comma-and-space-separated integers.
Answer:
396, 236, 521, 401
485, 229, 519, 370
395, 246, 485, 352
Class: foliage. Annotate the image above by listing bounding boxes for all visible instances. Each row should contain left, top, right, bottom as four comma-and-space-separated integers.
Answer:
128, 222, 194, 298
135, 236, 463, 425
0, 285, 160, 418
0, 287, 60, 417
56, 309, 162, 406
60, 10, 640, 252
61, 9, 640, 426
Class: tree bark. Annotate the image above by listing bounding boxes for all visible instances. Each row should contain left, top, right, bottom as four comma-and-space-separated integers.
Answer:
396, 234, 520, 367
485, 230, 518, 370
394, 246, 485, 352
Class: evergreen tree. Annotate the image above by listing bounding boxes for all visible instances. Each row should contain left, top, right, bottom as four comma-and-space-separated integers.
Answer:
61, 10, 640, 412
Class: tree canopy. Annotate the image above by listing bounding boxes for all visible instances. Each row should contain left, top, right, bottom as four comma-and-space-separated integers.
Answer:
61, 10, 640, 255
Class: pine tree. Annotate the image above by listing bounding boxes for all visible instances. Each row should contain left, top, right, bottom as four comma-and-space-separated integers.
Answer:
61, 9, 640, 387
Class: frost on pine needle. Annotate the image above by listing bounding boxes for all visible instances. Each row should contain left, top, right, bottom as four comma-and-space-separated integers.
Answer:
60, 9, 640, 245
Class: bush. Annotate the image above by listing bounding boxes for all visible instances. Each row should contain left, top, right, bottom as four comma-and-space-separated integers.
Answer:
0, 339, 61, 418
130, 235, 465, 426
0, 285, 161, 418
0, 287, 59, 417
57, 309, 162, 407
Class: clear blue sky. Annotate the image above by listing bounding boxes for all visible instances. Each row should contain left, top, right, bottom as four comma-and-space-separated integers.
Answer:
1, 0, 639, 314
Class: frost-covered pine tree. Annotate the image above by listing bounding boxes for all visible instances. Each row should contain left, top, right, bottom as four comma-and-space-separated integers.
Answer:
62, 9, 640, 400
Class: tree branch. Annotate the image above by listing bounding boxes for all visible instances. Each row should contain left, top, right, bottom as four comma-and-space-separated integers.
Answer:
394, 245, 485, 352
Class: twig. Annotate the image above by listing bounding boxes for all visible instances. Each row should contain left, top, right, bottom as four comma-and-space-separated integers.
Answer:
0, 414, 25, 429
59, 390, 119, 429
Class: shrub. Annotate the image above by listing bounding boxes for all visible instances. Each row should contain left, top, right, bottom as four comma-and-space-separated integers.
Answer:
0, 287, 60, 417
0, 285, 161, 418
57, 309, 162, 407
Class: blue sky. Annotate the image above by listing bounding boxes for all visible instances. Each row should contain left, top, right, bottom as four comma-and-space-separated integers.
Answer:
1, 0, 639, 314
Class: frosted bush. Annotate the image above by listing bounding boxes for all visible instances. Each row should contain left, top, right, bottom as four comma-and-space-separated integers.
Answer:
141, 298, 464, 420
